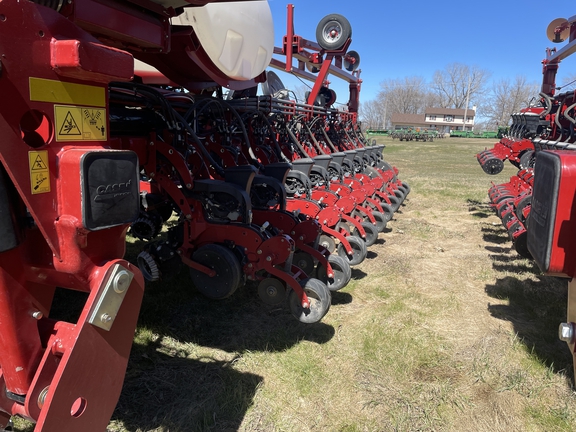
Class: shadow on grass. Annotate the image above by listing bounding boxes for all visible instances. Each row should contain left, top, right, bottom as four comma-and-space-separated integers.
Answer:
331, 291, 353, 305
351, 268, 368, 280
366, 250, 378, 259
481, 225, 509, 245
470, 202, 573, 379
467, 199, 493, 219
112, 337, 263, 432
485, 275, 573, 379
138, 271, 335, 354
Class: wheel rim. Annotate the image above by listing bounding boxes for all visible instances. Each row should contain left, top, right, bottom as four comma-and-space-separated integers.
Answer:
319, 234, 336, 253
258, 278, 286, 305
321, 20, 344, 46
293, 251, 316, 276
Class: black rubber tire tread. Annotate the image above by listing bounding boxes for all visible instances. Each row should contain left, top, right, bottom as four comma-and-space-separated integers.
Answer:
371, 210, 387, 232
387, 195, 401, 211
515, 195, 532, 223
354, 221, 378, 246
337, 235, 367, 266
289, 278, 332, 323
315, 14, 352, 50
380, 203, 394, 222
189, 244, 241, 299
315, 254, 352, 292
519, 150, 535, 170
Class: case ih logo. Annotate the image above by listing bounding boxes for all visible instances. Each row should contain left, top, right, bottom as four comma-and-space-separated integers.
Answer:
95, 179, 133, 202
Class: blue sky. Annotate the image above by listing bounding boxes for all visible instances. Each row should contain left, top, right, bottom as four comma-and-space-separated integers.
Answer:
267, 0, 576, 107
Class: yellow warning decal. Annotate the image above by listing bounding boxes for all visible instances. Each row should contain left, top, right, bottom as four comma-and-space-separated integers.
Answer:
29, 78, 106, 107
54, 105, 107, 142
28, 150, 50, 195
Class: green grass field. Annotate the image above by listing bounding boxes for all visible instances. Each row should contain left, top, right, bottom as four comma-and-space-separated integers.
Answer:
15, 137, 576, 432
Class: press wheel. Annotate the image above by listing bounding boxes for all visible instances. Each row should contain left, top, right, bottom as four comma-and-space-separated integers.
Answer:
288, 278, 331, 323
353, 221, 378, 246
189, 244, 242, 299
316, 254, 352, 292
337, 235, 367, 266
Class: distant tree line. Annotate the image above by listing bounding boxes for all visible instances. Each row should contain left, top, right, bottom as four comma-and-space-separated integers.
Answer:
359, 62, 540, 132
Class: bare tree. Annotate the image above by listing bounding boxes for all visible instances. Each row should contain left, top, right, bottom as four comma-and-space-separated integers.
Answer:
375, 76, 429, 128
431, 63, 491, 109
559, 73, 576, 92
482, 75, 539, 129
359, 99, 385, 130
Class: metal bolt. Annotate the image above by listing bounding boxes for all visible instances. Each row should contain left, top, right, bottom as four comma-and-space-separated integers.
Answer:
113, 270, 130, 294
266, 256, 272, 262
37, 386, 49, 409
169, 149, 174, 154
186, 183, 192, 189
32, 311, 43, 320
559, 322, 574, 343
186, 214, 192, 220
101, 313, 113, 324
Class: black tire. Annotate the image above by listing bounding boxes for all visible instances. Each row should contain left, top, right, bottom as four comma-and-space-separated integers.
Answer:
401, 181, 410, 194
371, 210, 387, 232
337, 235, 367, 265
519, 150, 535, 170
380, 203, 394, 222
396, 185, 408, 196
316, 14, 352, 50
316, 254, 352, 292
388, 195, 401, 211
513, 231, 532, 259
515, 195, 531, 223
189, 244, 242, 299
289, 278, 331, 323
353, 221, 378, 246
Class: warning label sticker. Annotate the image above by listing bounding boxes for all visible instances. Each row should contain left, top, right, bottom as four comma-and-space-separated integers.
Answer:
28, 150, 50, 194
55, 105, 107, 142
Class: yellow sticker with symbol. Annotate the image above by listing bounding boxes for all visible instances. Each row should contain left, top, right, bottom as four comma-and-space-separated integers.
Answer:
28, 150, 50, 194
54, 105, 107, 142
